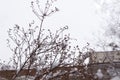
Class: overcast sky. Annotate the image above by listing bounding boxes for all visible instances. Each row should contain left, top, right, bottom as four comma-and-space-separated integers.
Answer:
0, 0, 102, 61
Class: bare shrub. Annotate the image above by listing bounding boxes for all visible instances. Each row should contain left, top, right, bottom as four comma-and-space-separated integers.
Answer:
5, 0, 94, 80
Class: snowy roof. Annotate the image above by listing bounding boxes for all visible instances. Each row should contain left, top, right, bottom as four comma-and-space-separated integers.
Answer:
90, 50, 120, 63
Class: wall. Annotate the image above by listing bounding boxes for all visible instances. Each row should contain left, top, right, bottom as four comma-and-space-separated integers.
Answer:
90, 51, 120, 64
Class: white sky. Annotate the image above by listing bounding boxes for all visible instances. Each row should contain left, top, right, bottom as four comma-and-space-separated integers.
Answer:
0, 0, 102, 61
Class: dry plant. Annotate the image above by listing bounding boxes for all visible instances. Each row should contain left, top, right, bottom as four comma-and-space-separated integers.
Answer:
5, 0, 94, 80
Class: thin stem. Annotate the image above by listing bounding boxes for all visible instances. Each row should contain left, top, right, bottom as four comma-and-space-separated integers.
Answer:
37, 17, 44, 41
11, 42, 42, 80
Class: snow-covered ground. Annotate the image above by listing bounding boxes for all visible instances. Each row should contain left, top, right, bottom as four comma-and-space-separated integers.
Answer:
0, 76, 35, 80
111, 76, 120, 80
0, 76, 8, 80
15, 76, 35, 80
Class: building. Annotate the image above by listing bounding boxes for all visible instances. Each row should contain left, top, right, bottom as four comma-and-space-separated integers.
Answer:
90, 50, 120, 64
1, 50, 120, 80
89, 50, 120, 80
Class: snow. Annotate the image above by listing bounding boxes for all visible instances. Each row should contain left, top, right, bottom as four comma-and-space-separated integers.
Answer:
15, 76, 35, 80
0, 77, 8, 80
95, 69, 103, 79
51, 61, 59, 69
107, 66, 119, 77
45, 72, 53, 80
111, 76, 120, 80
70, 68, 77, 72
53, 70, 61, 77
84, 57, 89, 65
